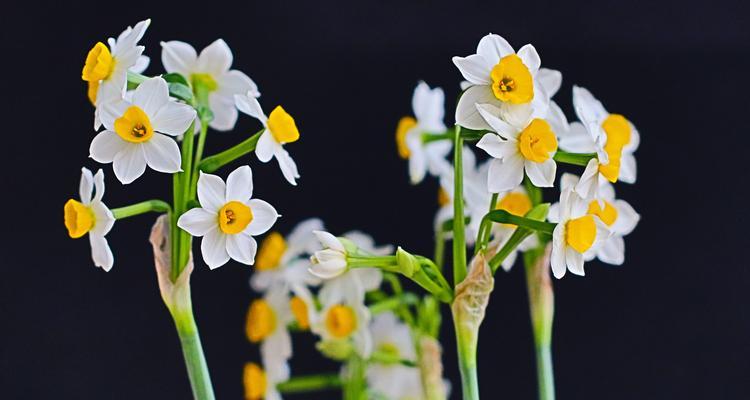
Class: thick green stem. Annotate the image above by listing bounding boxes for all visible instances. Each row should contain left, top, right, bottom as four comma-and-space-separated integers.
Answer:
172, 308, 215, 400
189, 120, 210, 198
453, 126, 467, 286
277, 374, 342, 393
112, 200, 170, 219
453, 317, 479, 400
198, 130, 263, 173
525, 245, 555, 400
172, 121, 196, 281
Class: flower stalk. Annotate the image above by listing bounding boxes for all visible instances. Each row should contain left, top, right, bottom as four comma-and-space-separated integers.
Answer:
276, 374, 343, 393
524, 244, 555, 400
111, 200, 171, 219
198, 129, 263, 173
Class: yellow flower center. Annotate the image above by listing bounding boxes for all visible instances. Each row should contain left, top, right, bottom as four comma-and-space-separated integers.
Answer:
246, 299, 276, 343
325, 305, 357, 339
218, 201, 253, 235
496, 192, 532, 227
267, 106, 300, 144
517, 118, 557, 163
490, 54, 534, 104
290, 296, 310, 330
190, 73, 219, 92
395, 116, 417, 159
438, 187, 451, 207
565, 215, 597, 253
598, 114, 632, 183
82, 42, 115, 82
587, 200, 618, 226
114, 106, 154, 143
243, 362, 267, 400
64, 199, 95, 239
255, 232, 287, 270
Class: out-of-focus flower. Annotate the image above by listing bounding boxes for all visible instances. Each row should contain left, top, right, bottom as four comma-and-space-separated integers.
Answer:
245, 286, 293, 369
243, 360, 287, 400
311, 296, 372, 358
366, 312, 424, 400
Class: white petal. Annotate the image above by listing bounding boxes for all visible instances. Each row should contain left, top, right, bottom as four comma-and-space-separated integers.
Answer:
178, 208, 218, 236
245, 199, 279, 236
99, 100, 129, 131
412, 82, 446, 132
613, 200, 640, 235
575, 159, 600, 200
558, 122, 597, 153
310, 252, 347, 280
93, 169, 106, 203
197, 39, 233, 75
132, 77, 169, 117
565, 247, 585, 276
197, 172, 227, 212
207, 93, 238, 131
537, 68, 562, 97
476, 34, 514, 64
90, 131, 128, 164
79, 167, 94, 204
476, 133, 516, 159
112, 144, 147, 184
217, 70, 259, 98
287, 218, 325, 253
131, 55, 150, 73
487, 156, 524, 193
355, 268, 383, 291
516, 44, 541, 74
547, 202, 560, 223
475, 103, 518, 138
234, 93, 266, 123
455, 85, 496, 130
407, 136, 427, 184
90, 234, 114, 271
314, 231, 345, 252
452, 55, 491, 85
524, 158, 556, 187
160, 41, 197, 75
90, 202, 115, 236
255, 130, 276, 163
619, 153, 637, 184
572, 85, 608, 125
226, 232, 258, 265
152, 102, 196, 136
225, 165, 254, 202
550, 225, 566, 279
275, 148, 300, 186
200, 229, 230, 269
143, 134, 182, 173
598, 236, 625, 265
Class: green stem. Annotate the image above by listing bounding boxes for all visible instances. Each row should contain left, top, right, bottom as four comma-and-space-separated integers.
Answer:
198, 130, 263, 173
190, 119, 210, 198
277, 374, 342, 393
369, 293, 418, 315
111, 200, 170, 219
552, 151, 597, 167
453, 125, 467, 286
475, 192, 499, 253
434, 229, 445, 271
343, 356, 367, 400
484, 210, 556, 234
524, 246, 556, 400
453, 315, 479, 400
172, 121, 196, 281
172, 307, 215, 400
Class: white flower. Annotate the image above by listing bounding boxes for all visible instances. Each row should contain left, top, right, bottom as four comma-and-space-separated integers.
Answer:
235, 93, 301, 185
551, 174, 640, 265
453, 34, 550, 130
489, 186, 539, 272
64, 168, 115, 271
177, 166, 279, 269
82, 19, 151, 126
549, 188, 611, 279
311, 294, 372, 358
161, 39, 259, 131
366, 312, 424, 400
245, 285, 293, 368
90, 77, 196, 184
565, 86, 640, 200
475, 103, 559, 192
395, 81, 452, 184
309, 231, 349, 279
436, 147, 483, 243
243, 359, 287, 400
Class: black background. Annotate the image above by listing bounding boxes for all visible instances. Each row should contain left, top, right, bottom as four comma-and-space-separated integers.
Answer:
2, 0, 749, 398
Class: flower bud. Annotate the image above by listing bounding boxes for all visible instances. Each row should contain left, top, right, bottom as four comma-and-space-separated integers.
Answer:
316, 339, 354, 360
309, 231, 349, 279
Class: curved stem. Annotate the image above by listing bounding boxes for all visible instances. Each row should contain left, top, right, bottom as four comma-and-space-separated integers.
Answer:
112, 200, 170, 219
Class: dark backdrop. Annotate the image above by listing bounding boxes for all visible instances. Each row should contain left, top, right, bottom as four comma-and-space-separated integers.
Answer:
2, 0, 749, 398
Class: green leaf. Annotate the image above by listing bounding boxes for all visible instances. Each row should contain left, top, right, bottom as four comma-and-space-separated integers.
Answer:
484, 209, 556, 234
489, 203, 552, 273
168, 82, 194, 103
553, 151, 597, 166
161, 72, 190, 86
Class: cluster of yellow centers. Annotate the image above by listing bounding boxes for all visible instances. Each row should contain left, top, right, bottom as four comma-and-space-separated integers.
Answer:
267, 106, 300, 144
219, 201, 254, 235
243, 362, 266, 400
325, 304, 357, 339
395, 116, 417, 159
246, 299, 276, 343
115, 106, 154, 143
82, 42, 115, 104
496, 192, 532, 227
490, 54, 534, 104
598, 114, 632, 182
64, 200, 95, 238
255, 232, 287, 270
517, 119, 558, 162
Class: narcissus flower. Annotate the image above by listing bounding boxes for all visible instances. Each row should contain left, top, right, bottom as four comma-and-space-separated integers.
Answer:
476, 103, 559, 192
366, 312, 424, 400
177, 166, 279, 269
309, 231, 349, 279
568, 86, 640, 200
312, 296, 373, 357
161, 39, 259, 131
243, 360, 286, 400
549, 188, 611, 279
235, 93, 300, 185
63, 168, 115, 271
90, 77, 196, 184
490, 186, 539, 271
395, 81, 451, 184
82, 20, 150, 116
553, 174, 640, 265
245, 286, 293, 369
453, 33, 550, 129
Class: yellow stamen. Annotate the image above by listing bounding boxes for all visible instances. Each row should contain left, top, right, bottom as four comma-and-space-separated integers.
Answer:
64, 199, 95, 239
218, 201, 254, 235
114, 106, 154, 143
490, 54, 534, 104
246, 299, 276, 343
82, 42, 115, 82
496, 192, 532, 227
438, 187, 450, 207
565, 215, 597, 253
395, 116, 417, 159
267, 106, 300, 143
290, 296, 310, 330
190, 73, 218, 92
517, 119, 557, 163
325, 304, 357, 339
587, 200, 618, 226
243, 362, 267, 400
255, 232, 287, 271
598, 114, 632, 182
